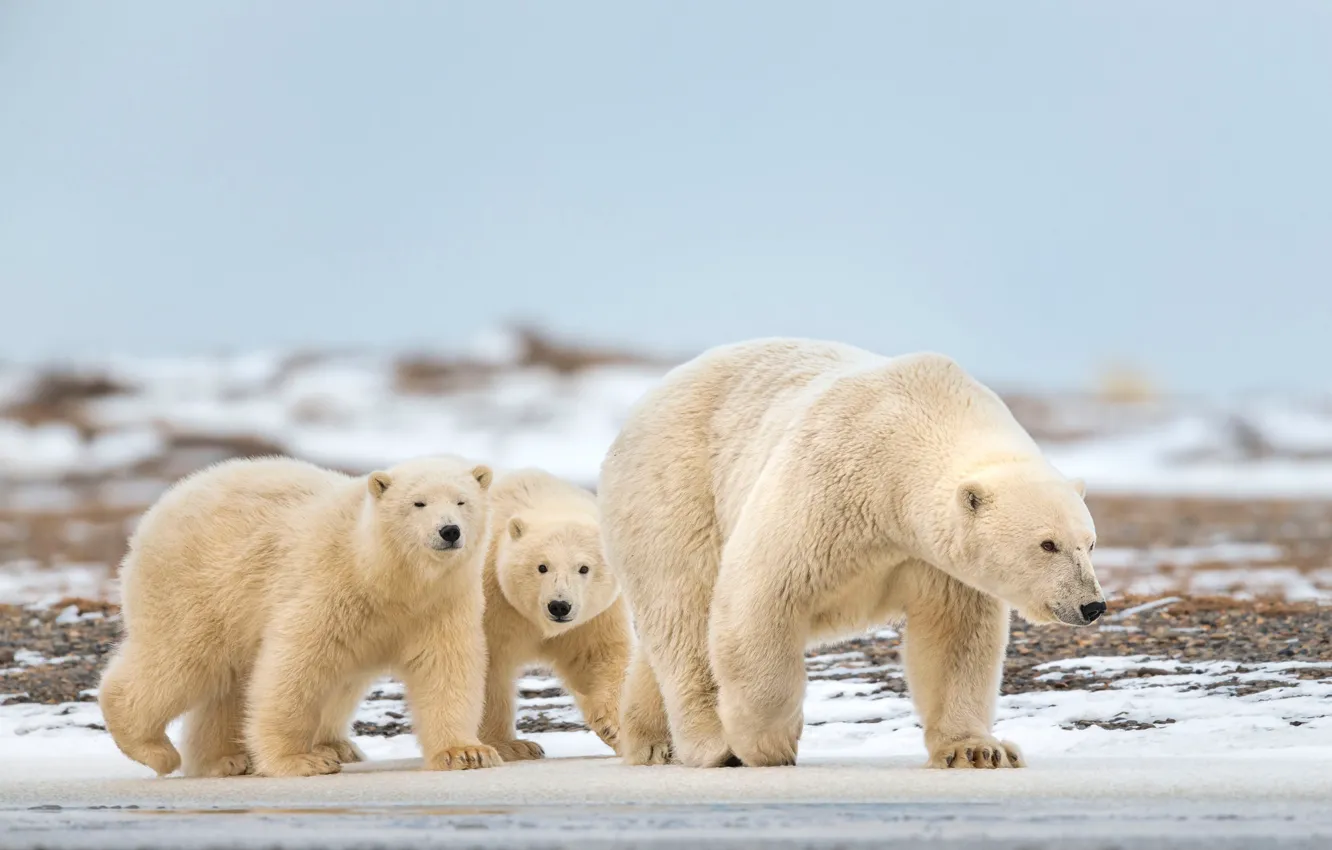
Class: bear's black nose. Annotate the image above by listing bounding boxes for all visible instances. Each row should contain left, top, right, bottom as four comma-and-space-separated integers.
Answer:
439, 525, 461, 544
1080, 601, 1106, 623
547, 600, 572, 619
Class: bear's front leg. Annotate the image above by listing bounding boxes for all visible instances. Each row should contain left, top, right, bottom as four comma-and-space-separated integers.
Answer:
547, 617, 632, 756
903, 566, 1023, 769
398, 612, 500, 771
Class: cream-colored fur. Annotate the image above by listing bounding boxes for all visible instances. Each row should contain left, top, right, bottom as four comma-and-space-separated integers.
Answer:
98, 454, 499, 778
478, 469, 631, 762
599, 338, 1104, 770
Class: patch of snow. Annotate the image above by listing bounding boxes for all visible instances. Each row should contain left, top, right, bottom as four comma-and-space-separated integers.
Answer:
6, 649, 1330, 772
1104, 596, 1182, 621
54, 604, 105, 625
1093, 543, 1284, 570
0, 561, 116, 606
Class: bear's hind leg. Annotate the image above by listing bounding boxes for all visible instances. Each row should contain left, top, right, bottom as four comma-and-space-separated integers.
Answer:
618, 646, 672, 765
633, 597, 734, 768
182, 676, 252, 777
245, 626, 346, 777
312, 674, 373, 764
709, 541, 808, 768
98, 643, 195, 777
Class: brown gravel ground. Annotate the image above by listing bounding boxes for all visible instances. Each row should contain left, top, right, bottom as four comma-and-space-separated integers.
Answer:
3, 594, 1328, 738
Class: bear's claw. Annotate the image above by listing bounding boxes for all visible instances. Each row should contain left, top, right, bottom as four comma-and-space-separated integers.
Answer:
928, 737, 1024, 769
427, 744, 501, 771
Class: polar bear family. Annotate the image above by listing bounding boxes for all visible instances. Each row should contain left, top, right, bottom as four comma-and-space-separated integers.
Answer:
99, 337, 1103, 777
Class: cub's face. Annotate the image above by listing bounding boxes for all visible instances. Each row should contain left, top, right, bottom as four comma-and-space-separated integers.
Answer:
367, 457, 492, 564
954, 465, 1105, 626
497, 515, 619, 638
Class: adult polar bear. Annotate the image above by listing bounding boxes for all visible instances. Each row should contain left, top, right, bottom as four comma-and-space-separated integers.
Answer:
599, 338, 1105, 770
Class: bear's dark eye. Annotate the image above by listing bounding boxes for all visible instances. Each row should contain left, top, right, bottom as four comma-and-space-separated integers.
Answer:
1089, 541, 1095, 552
579, 565, 590, 575
413, 501, 426, 508
456, 500, 465, 506
1041, 540, 1058, 553
537, 564, 548, 574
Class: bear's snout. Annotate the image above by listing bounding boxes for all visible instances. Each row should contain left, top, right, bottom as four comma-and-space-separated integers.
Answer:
546, 599, 573, 621
438, 524, 462, 548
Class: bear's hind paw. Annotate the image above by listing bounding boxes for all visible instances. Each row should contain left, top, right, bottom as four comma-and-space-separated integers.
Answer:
314, 738, 366, 764
492, 739, 545, 762
258, 751, 342, 777
622, 741, 672, 766
187, 752, 252, 778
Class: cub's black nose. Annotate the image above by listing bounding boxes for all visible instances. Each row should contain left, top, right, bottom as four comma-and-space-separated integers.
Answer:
547, 600, 572, 619
439, 525, 461, 544
1080, 601, 1107, 622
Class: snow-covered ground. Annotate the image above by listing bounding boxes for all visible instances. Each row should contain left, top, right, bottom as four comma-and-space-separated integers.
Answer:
4, 652, 1331, 848
6, 630, 1330, 774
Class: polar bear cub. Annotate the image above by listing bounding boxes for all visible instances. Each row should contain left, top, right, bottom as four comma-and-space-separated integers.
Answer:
98, 454, 498, 778
599, 338, 1105, 770
478, 468, 631, 761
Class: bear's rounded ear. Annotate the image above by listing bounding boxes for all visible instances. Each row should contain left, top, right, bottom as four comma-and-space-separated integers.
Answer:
958, 480, 987, 514
1070, 477, 1087, 500
508, 515, 525, 540
472, 464, 494, 491
368, 471, 392, 498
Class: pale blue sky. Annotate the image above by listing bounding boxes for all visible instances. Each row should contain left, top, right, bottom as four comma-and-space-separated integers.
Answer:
1, 1, 1329, 392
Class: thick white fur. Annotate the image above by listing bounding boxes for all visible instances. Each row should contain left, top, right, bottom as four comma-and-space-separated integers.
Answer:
98, 454, 498, 778
479, 469, 631, 762
599, 338, 1103, 770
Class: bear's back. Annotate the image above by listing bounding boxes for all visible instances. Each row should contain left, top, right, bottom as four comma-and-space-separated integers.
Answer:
125, 457, 354, 593
603, 338, 1030, 542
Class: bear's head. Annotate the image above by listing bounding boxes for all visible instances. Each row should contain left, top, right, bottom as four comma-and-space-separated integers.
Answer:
496, 511, 619, 637
365, 455, 493, 566
953, 463, 1105, 626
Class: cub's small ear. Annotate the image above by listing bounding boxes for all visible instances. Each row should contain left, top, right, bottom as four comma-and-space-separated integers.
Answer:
472, 464, 494, 491
1071, 477, 1086, 499
368, 471, 392, 498
958, 480, 988, 514
508, 515, 525, 540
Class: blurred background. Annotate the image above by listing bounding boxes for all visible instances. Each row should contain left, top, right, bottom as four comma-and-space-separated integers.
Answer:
1, 1, 1330, 605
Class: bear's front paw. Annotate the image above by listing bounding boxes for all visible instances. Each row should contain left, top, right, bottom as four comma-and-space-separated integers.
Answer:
928, 737, 1023, 769
314, 738, 366, 764
259, 751, 342, 777
426, 744, 501, 771
492, 739, 545, 762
